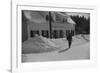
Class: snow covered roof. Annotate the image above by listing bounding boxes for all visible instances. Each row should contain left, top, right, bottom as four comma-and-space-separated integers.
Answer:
54, 12, 76, 24
24, 11, 76, 24
67, 17, 76, 24
24, 11, 48, 24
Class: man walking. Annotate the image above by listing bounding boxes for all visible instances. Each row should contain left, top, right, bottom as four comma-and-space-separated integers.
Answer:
59, 31, 73, 53
67, 32, 73, 48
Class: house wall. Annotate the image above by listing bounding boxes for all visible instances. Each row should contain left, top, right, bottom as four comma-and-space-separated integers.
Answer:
27, 20, 75, 39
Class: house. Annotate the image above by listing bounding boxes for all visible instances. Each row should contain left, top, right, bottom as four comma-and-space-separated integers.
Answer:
22, 10, 76, 42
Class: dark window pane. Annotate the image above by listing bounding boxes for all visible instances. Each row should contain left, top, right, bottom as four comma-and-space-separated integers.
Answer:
30, 30, 35, 37
53, 30, 59, 39
41, 30, 49, 38
36, 30, 40, 35
46, 30, 49, 38
59, 30, 64, 38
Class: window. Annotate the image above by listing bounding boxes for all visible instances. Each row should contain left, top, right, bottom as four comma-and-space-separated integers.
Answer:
52, 30, 59, 39
30, 30, 40, 37
41, 30, 49, 38
59, 30, 64, 38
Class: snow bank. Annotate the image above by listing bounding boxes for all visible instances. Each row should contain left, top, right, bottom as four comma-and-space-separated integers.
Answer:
73, 34, 90, 42
39, 36, 60, 48
22, 35, 89, 54
22, 35, 61, 53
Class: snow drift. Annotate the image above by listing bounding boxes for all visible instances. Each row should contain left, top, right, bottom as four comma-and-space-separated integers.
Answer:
22, 35, 62, 53
22, 34, 89, 54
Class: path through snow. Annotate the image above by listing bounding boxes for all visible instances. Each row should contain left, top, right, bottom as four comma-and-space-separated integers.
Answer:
22, 35, 90, 62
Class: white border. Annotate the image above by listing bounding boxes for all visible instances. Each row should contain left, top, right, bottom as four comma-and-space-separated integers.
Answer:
12, 2, 97, 73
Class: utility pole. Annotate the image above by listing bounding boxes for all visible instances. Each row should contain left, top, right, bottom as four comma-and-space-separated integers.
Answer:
49, 12, 52, 39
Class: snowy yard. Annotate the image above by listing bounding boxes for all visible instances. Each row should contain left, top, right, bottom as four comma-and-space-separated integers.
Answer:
22, 35, 90, 62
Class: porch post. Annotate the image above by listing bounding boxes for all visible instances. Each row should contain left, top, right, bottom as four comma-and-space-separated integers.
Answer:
49, 12, 52, 39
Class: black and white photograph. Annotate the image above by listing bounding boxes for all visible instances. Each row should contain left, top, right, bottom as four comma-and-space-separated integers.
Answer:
22, 10, 90, 62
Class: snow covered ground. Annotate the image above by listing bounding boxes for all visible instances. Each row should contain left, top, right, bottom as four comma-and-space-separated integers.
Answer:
22, 35, 90, 62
